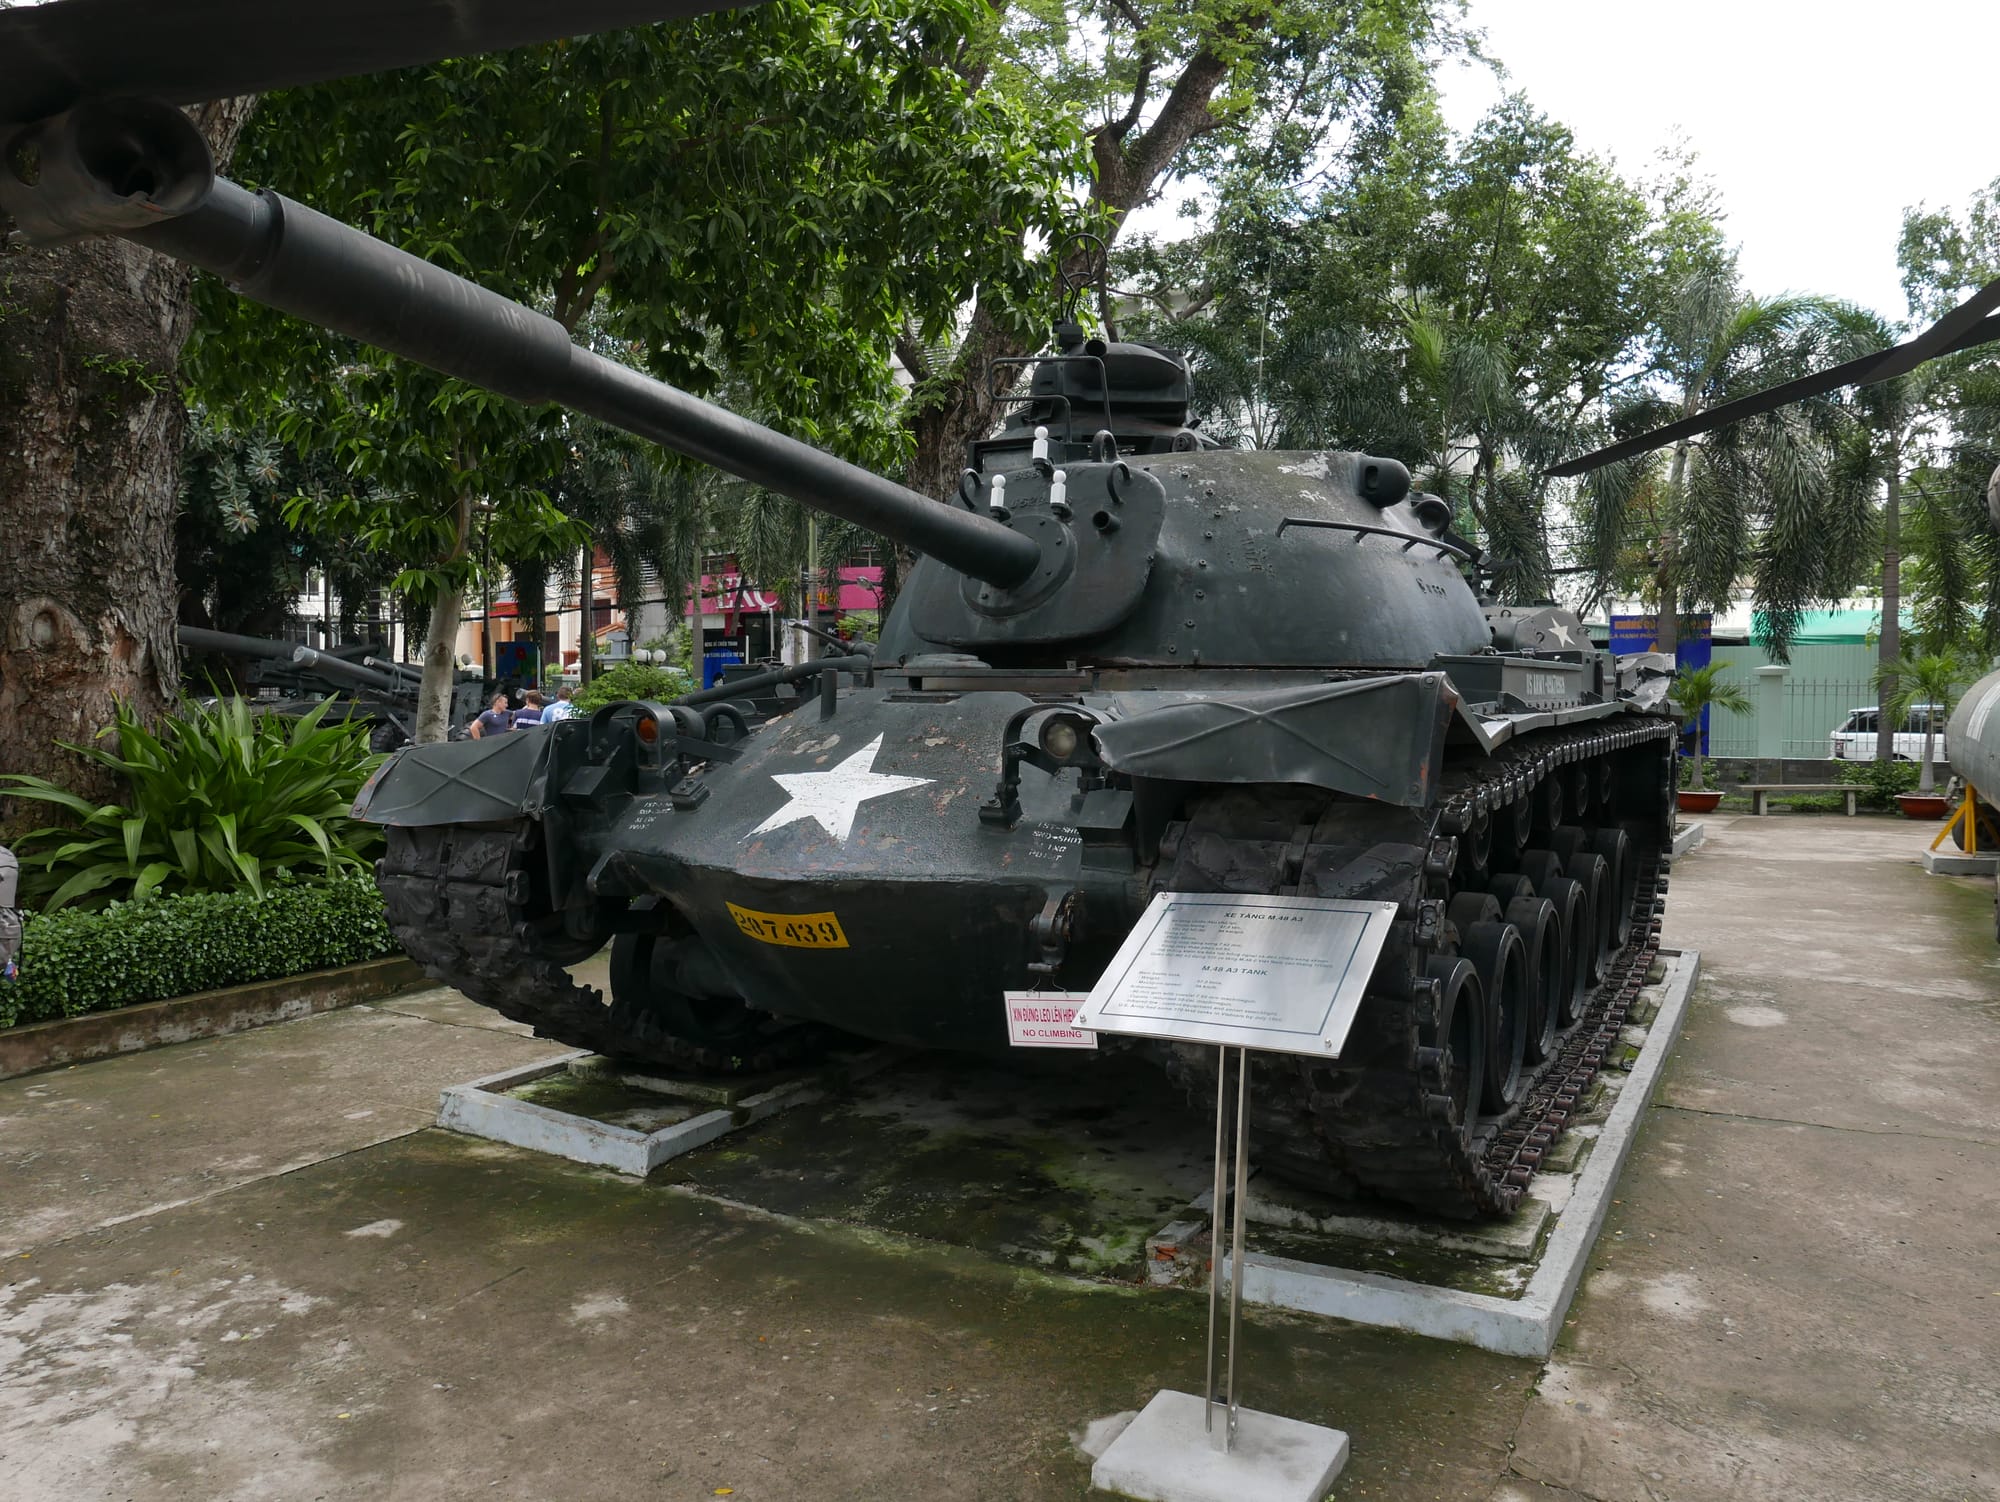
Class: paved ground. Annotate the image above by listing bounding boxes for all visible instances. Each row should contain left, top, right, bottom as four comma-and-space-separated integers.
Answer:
3, 815, 1996, 1500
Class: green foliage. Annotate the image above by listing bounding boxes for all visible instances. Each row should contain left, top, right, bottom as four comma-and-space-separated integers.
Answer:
1115, 94, 1719, 604
837, 612, 881, 643
1872, 650, 1966, 722
187, 0, 1081, 597
1670, 661, 1754, 726
1837, 757, 1921, 809
1675, 755, 1721, 791
1670, 662, 1751, 792
2, 698, 382, 912
178, 410, 405, 648
571, 660, 697, 714
2, 873, 397, 1029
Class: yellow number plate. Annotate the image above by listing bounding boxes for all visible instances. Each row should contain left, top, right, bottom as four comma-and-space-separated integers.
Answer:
726, 902, 849, 949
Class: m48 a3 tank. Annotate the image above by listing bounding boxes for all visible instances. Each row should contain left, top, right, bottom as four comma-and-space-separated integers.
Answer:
351, 317, 1678, 1221
47, 147, 1675, 1219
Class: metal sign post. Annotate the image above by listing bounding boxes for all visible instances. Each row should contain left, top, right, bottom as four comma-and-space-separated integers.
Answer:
1078, 892, 1388, 1500
1204, 1043, 1253, 1452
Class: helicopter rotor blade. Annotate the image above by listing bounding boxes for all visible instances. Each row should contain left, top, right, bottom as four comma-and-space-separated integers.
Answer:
1546, 276, 2000, 478
0, 0, 756, 127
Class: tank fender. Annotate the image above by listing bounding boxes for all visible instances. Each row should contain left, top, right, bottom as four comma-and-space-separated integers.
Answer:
351, 730, 554, 826
1091, 673, 1466, 807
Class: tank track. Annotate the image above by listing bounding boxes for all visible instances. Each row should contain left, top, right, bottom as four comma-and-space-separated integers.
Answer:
377, 824, 821, 1074
1163, 715, 1675, 1221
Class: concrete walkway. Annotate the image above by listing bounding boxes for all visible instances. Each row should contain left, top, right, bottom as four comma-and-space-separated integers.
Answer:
2, 817, 1995, 1500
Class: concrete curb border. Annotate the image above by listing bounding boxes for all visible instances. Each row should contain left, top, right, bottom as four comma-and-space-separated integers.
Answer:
1227, 948, 1701, 1358
0, 955, 427, 1081
436, 1050, 902, 1176
1671, 821, 1706, 857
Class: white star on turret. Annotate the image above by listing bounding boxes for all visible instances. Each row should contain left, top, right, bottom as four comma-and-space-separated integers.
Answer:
1546, 619, 1575, 647
747, 734, 932, 844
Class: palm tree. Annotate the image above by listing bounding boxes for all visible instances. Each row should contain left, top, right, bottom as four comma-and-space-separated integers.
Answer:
1578, 272, 1874, 660
1671, 661, 1753, 791
1873, 651, 1964, 791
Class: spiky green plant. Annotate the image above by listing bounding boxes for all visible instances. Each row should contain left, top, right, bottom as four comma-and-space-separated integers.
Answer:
3, 697, 382, 911
1872, 650, 1965, 791
1671, 662, 1754, 790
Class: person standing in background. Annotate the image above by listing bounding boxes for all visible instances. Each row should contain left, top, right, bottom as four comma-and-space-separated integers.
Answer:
543, 686, 578, 723
468, 692, 513, 739
514, 689, 545, 728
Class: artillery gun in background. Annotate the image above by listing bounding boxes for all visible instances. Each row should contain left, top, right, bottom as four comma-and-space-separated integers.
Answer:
178, 626, 487, 750
5, 103, 1680, 1224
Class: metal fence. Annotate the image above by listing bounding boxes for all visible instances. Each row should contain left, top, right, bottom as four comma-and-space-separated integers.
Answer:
1701, 672, 1873, 760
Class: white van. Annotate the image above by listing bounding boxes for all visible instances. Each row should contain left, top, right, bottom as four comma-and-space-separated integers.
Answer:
1828, 705, 1948, 762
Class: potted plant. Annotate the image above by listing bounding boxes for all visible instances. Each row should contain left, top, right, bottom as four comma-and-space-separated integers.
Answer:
1670, 662, 1752, 813
1873, 650, 1962, 818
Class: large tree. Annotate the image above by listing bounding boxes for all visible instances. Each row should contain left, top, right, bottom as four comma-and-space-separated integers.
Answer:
188, 0, 1075, 738
0, 97, 255, 797
1114, 95, 1706, 602
895, 0, 1456, 503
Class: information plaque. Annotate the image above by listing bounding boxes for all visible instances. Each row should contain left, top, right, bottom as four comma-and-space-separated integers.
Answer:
1072, 893, 1398, 1058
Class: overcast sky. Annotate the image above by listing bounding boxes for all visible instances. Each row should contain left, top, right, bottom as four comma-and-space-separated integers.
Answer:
1435, 0, 2000, 325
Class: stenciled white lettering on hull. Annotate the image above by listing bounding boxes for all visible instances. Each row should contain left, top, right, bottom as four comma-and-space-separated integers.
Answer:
746, 733, 932, 844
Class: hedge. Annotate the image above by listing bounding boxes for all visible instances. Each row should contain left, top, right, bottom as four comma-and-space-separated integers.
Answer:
2, 871, 399, 1029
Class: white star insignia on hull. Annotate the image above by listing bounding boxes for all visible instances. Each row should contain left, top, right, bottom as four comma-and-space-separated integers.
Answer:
746, 733, 932, 843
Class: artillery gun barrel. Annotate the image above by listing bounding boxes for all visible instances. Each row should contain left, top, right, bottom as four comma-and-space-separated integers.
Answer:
364, 657, 424, 685
786, 618, 861, 653
290, 646, 404, 696
128, 180, 1043, 591
677, 654, 872, 708
178, 625, 303, 662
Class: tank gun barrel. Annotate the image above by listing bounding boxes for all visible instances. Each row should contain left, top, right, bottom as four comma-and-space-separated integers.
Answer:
127, 180, 1042, 591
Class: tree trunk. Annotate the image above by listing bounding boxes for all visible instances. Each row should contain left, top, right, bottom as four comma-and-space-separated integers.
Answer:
1919, 726, 1935, 793
0, 99, 256, 806
1875, 448, 1902, 763
413, 489, 474, 743
1655, 441, 1691, 661
904, 306, 1031, 507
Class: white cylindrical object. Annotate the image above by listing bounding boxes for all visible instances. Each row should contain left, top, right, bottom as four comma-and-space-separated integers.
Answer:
1050, 468, 1070, 518
1032, 425, 1050, 468
988, 472, 1008, 516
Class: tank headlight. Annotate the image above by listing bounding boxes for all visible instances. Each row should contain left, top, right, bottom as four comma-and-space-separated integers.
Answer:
1039, 714, 1095, 764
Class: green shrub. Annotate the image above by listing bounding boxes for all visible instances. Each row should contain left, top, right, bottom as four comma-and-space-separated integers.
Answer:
1676, 755, 1721, 790
2, 871, 397, 1029
572, 660, 697, 714
1836, 757, 1922, 809
3, 695, 381, 911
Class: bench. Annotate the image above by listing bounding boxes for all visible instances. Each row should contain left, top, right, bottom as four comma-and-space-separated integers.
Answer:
1741, 783, 1859, 816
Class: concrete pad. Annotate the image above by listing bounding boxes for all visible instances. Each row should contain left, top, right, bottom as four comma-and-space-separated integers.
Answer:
1089, 1389, 1348, 1502
1671, 820, 1706, 857
0, 1129, 1536, 1502
1660, 817, 2000, 1142
0, 1004, 557, 1255
1922, 847, 1998, 875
